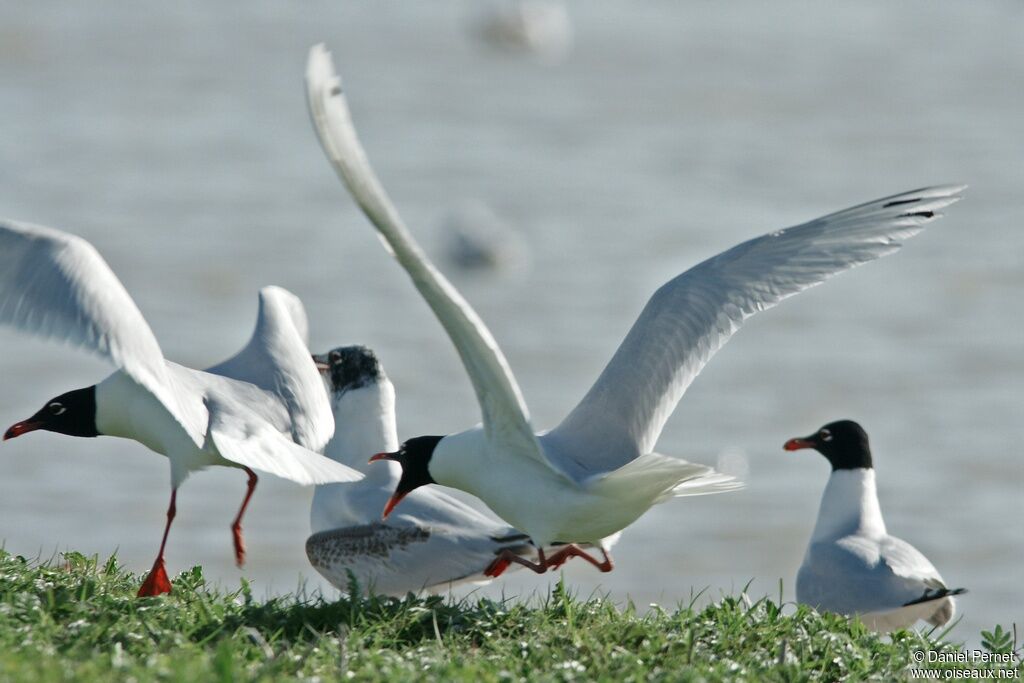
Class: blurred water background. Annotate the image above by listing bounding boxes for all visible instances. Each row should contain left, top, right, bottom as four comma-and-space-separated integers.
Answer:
0, 1, 1021, 644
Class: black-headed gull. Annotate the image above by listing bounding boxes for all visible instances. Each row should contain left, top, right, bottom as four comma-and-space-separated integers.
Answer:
306, 44, 964, 576
0, 220, 359, 596
784, 420, 966, 631
307, 345, 586, 594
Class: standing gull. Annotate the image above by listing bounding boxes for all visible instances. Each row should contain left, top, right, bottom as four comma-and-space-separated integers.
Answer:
307, 345, 584, 594
785, 420, 966, 631
306, 44, 963, 576
0, 220, 359, 596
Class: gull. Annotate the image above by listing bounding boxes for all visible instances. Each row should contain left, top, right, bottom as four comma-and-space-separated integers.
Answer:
784, 420, 966, 631
443, 200, 526, 272
307, 344, 584, 594
306, 43, 964, 576
0, 220, 359, 596
474, 0, 574, 63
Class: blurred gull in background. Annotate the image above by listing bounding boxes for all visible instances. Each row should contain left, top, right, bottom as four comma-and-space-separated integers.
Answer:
443, 199, 527, 272
473, 0, 574, 63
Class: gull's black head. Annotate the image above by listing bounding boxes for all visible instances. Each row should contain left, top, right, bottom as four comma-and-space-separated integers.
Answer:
4, 386, 99, 441
313, 345, 382, 395
784, 419, 872, 471
368, 435, 443, 518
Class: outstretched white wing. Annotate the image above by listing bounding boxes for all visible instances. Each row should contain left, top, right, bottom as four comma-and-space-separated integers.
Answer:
206, 286, 334, 451
542, 186, 964, 476
203, 396, 360, 485
0, 219, 199, 445
306, 45, 545, 466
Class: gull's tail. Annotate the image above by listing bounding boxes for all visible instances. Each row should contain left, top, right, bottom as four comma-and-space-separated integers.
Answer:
591, 452, 743, 504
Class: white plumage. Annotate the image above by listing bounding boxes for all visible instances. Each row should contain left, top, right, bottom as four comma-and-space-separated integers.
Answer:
787, 423, 964, 631
0, 219, 359, 595
307, 345, 578, 595
798, 470, 963, 631
306, 44, 962, 575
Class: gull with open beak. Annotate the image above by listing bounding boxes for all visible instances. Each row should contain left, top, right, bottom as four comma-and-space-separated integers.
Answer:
307, 345, 594, 592
306, 44, 963, 576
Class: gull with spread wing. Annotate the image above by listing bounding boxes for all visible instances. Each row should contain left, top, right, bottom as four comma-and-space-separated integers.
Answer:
0, 220, 360, 596
305, 44, 964, 576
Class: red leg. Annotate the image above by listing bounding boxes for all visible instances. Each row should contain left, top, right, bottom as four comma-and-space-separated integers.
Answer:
231, 468, 258, 568
138, 489, 177, 597
485, 547, 550, 577
547, 547, 572, 570
544, 544, 614, 573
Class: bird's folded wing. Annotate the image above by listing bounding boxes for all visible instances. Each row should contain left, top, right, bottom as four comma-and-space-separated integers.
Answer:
203, 396, 361, 485
801, 540, 908, 614
206, 286, 334, 452
306, 521, 535, 595
543, 186, 965, 476
0, 219, 200, 446
822, 535, 946, 610
878, 535, 946, 588
305, 44, 548, 470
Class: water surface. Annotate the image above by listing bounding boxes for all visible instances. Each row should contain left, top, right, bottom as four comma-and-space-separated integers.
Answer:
0, 1, 1021, 643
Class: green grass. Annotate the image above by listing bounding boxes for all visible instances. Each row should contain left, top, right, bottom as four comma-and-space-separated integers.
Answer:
0, 550, 1018, 682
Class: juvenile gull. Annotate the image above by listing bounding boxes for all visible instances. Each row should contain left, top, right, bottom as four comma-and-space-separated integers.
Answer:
307, 345, 576, 594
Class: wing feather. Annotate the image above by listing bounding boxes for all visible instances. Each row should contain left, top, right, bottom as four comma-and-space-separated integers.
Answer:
203, 396, 360, 485
0, 219, 198, 445
544, 186, 965, 474
879, 535, 945, 586
206, 286, 334, 451
305, 45, 544, 465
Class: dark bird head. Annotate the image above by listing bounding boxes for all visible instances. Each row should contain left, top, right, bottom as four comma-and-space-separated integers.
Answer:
368, 435, 443, 518
312, 345, 382, 395
4, 386, 99, 441
783, 419, 872, 471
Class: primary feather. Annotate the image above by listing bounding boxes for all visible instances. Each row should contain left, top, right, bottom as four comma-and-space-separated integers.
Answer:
305, 44, 547, 471
0, 219, 198, 444
543, 186, 964, 478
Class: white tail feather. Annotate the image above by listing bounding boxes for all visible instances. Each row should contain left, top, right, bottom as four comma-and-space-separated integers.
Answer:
590, 452, 742, 504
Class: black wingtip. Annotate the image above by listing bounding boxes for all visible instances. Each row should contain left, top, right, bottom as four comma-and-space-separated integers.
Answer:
489, 532, 531, 544
902, 587, 967, 607
884, 198, 922, 208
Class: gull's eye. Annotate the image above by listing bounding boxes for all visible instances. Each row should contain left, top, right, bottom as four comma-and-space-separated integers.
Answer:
48, 402, 66, 416
819, 428, 833, 442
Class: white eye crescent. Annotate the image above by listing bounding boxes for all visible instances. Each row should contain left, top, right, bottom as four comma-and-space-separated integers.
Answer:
48, 402, 66, 416
819, 428, 833, 442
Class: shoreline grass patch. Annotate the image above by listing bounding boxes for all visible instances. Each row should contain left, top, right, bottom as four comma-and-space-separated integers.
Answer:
0, 550, 1019, 681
